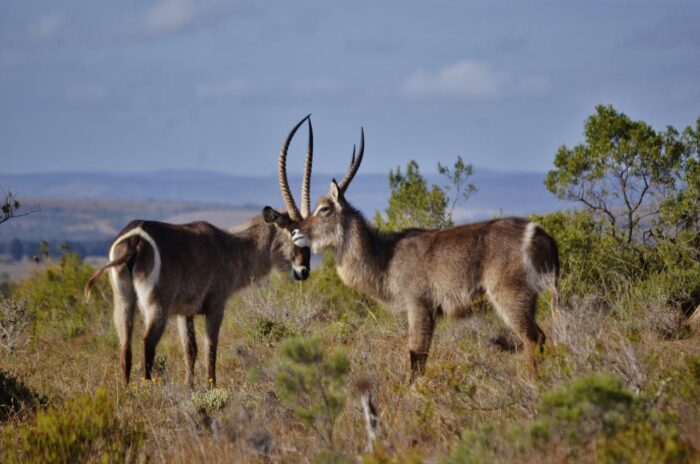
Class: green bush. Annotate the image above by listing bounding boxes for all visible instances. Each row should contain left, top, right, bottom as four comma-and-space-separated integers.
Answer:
275, 336, 349, 449
532, 210, 640, 297
15, 253, 110, 338
538, 374, 691, 463
2, 387, 144, 463
533, 210, 700, 316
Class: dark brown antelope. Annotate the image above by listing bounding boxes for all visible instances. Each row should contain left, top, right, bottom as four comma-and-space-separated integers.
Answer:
292, 128, 560, 380
84, 115, 315, 387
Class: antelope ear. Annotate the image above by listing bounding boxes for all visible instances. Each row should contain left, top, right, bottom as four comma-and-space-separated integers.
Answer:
329, 179, 341, 204
263, 206, 292, 228
262, 206, 279, 223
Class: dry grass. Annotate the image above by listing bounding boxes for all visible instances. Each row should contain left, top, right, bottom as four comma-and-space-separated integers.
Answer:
1, 268, 699, 463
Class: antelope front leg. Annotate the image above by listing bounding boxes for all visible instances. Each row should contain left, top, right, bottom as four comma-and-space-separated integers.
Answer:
407, 305, 435, 382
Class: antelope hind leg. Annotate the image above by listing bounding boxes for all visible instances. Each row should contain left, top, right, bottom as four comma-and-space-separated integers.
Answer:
407, 304, 436, 382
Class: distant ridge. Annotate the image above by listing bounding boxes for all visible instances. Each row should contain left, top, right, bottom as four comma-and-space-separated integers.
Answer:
0, 169, 567, 222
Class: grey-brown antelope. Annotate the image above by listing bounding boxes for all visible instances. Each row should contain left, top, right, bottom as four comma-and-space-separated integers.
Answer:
84, 115, 315, 387
292, 128, 560, 380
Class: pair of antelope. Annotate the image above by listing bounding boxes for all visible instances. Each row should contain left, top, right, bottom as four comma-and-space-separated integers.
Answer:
86, 116, 560, 387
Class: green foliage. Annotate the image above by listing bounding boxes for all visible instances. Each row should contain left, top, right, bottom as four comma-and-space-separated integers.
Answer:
532, 210, 638, 295
275, 336, 350, 448
2, 387, 144, 463
374, 160, 451, 232
538, 106, 700, 309
0, 370, 46, 422
538, 373, 691, 463
444, 373, 694, 463
0, 190, 22, 226
152, 352, 167, 376
314, 448, 353, 464
533, 208, 700, 311
444, 423, 532, 464
253, 315, 297, 344
438, 155, 477, 219
659, 117, 700, 236
15, 253, 109, 338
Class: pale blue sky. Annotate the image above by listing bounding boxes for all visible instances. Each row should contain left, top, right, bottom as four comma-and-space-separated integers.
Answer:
1, 0, 699, 176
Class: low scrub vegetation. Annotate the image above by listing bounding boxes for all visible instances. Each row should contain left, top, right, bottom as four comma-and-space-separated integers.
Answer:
3, 388, 144, 463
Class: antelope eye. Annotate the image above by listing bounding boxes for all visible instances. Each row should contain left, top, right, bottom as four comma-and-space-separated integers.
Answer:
318, 206, 331, 215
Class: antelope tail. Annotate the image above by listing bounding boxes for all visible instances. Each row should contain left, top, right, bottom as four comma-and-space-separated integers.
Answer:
83, 250, 134, 303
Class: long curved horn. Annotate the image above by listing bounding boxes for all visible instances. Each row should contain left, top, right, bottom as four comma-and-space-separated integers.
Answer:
336, 127, 364, 193
278, 114, 310, 221
300, 117, 313, 218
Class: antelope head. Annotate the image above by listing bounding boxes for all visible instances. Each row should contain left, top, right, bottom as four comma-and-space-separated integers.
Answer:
263, 115, 314, 280
292, 127, 364, 254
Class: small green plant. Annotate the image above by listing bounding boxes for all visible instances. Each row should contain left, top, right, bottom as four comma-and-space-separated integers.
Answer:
2, 387, 144, 463
253, 315, 297, 344
191, 387, 231, 417
275, 336, 350, 449
152, 352, 167, 375
0, 369, 46, 421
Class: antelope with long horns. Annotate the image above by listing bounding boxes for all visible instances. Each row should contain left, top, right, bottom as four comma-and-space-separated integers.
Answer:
292, 128, 560, 380
84, 115, 315, 387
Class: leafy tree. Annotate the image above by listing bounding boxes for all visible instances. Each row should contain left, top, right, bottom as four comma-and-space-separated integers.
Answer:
545, 105, 698, 250
374, 160, 449, 232
374, 157, 476, 232
541, 105, 700, 309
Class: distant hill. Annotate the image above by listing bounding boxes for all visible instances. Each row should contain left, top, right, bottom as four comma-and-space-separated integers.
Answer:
0, 169, 570, 259
0, 199, 259, 243
0, 169, 568, 224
